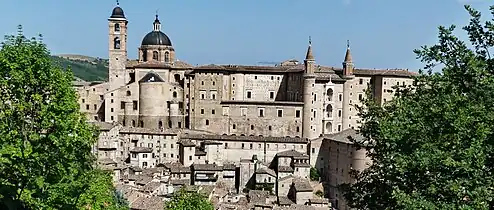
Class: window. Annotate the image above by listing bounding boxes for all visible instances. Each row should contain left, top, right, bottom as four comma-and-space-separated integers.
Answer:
201, 93, 205, 99
173, 91, 177, 98
205, 119, 209, 125
201, 81, 204, 85
359, 79, 363, 85
251, 125, 254, 130
225, 143, 228, 148
241, 108, 247, 116
164, 51, 170, 62
132, 120, 136, 127
210, 91, 217, 100
133, 101, 138, 110
222, 106, 229, 116
296, 110, 301, 118
94, 104, 97, 110
211, 109, 215, 115
152, 51, 158, 60
269, 92, 274, 99
312, 148, 315, 153
277, 109, 283, 117
259, 108, 264, 117
232, 124, 236, 129
111, 108, 114, 112
269, 126, 272, 130
82, 99, 85, 103
359, 94, 363, 101
114, 23, 120, 32
114, 37, 121, 49
126, 90, 131, 96
338, 110, 342, 117
314, 94, 317, 101
250, 144, 253, 149
86, 105, 89, 110
201, 109, 204, 114
338, 125, 342, 131
339, 94, 343, 101
246, 91, 252, 99
212, 81, 215, 86
158, 121, 163, 128
143, 154, 148, 158
132, 153, 137, 158
111, 99, 114, 103
189, 156, 192, 160
296, 126, 300, 132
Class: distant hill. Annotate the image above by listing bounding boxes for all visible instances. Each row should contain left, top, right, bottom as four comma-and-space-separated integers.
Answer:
51, 55, 109, 82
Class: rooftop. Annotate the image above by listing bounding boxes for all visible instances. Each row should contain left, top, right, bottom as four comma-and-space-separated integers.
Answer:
184, 134, 308, 144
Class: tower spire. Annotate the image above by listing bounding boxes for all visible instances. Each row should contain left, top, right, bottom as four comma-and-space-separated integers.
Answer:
344, 39, 352, 63
305, 36, 314, 61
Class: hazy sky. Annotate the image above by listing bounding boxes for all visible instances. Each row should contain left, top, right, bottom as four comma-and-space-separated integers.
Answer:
0, 0, 491, 70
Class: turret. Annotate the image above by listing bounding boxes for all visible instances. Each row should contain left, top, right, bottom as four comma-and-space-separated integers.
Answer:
302, 37, 318, 140
342, 40, 354, 77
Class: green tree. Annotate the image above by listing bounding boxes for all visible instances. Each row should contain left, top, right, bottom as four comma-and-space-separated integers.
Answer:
165, 188, 214, 210
340, 5, 494, 210
0, 26, 125, 209
309, 167, 320, 181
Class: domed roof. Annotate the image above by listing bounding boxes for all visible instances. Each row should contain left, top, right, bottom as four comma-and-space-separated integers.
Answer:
110, 6, 125, 19
141, 31, 172, 46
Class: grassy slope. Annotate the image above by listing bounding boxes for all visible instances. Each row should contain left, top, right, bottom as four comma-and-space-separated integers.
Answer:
51, 55, 109, 82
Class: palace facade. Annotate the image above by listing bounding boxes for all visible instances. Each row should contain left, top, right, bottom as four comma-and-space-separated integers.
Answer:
73, 4, 415, 210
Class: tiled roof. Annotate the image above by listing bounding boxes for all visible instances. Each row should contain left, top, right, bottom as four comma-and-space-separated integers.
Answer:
223, 163, 236, 171
276, 149, 306, 158
90, 122, 115, 131
248, 190, 270, 204
256, 167, 276, 177
130, 147, 152, 153
130, 196, 163, 210
194, 148, 207, 156
323, 128, 365, 144
120, 127, 181, 135
193, 163, 223, 171
178, 139, 195, 147
278, 196, 294, 205
141, 181, 162, 193
293, 162, 311, 168
308, 198, 329, 204
169, 179, 190, 185
278, 174, 294, 182
183, 134, 308, 144
293, 179, 313, 192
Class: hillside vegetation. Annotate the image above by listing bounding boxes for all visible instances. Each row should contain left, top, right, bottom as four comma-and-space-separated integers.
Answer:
51, 55, 109, 82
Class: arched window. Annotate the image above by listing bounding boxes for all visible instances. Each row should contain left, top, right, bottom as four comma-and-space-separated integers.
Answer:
158, 121, 163, 128
142, 51, 148, 62
174, 74, 180, 83
152, 51, 159, 61
114, 37, 121, 49
126, 90, 131, 96
326, 88, 334, 101
114, 23, 120, 32
173, 91, 177, 98
131, 120, 136, 127
325, 122, 333, 134
164, 51, 170, 62
326, 104, 333, 117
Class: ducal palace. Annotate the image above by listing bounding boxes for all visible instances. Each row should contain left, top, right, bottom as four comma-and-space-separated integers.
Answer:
73, 3, 415, 210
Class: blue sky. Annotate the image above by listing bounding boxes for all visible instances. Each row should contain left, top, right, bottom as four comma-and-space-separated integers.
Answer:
0, 0, 491, 70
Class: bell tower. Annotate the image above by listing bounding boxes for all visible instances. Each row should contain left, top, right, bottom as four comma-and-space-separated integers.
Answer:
108, 1, 128, 89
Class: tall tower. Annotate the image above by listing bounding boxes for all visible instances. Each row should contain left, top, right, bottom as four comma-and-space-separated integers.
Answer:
302, 37, 318, 140
342, 40, 355, 130
108, 1, 128, 89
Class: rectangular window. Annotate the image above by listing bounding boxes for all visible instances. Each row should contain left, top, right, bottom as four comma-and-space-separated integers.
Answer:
296, 110, 301, 118
201, 109, 204, 114
133, 101, 138, 110
246, 91, 252, 99
269, 91, 274, 99
210, 91, 217, 100
143, 154, 148, 158
314, 94, 317, 102
277, 109, 283, 117
211, 109, 215, 115
121, 102, 125, 109
86, 105, 89, 110
258, 108, 264, 117
359, 79, 363, 85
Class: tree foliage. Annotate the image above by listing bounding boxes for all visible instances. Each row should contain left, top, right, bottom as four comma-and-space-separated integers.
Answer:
165, 188, 214, 210
340, 5, 494, 209
0, 26, 126, 209
309, 167, 321, 181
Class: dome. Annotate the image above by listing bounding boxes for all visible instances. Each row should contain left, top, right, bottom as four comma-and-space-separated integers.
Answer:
141, 31, 172, 46
110, 6, 125, 19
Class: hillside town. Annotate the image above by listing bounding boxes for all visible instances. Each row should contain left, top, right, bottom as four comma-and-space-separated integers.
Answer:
73, 3, 415, 210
